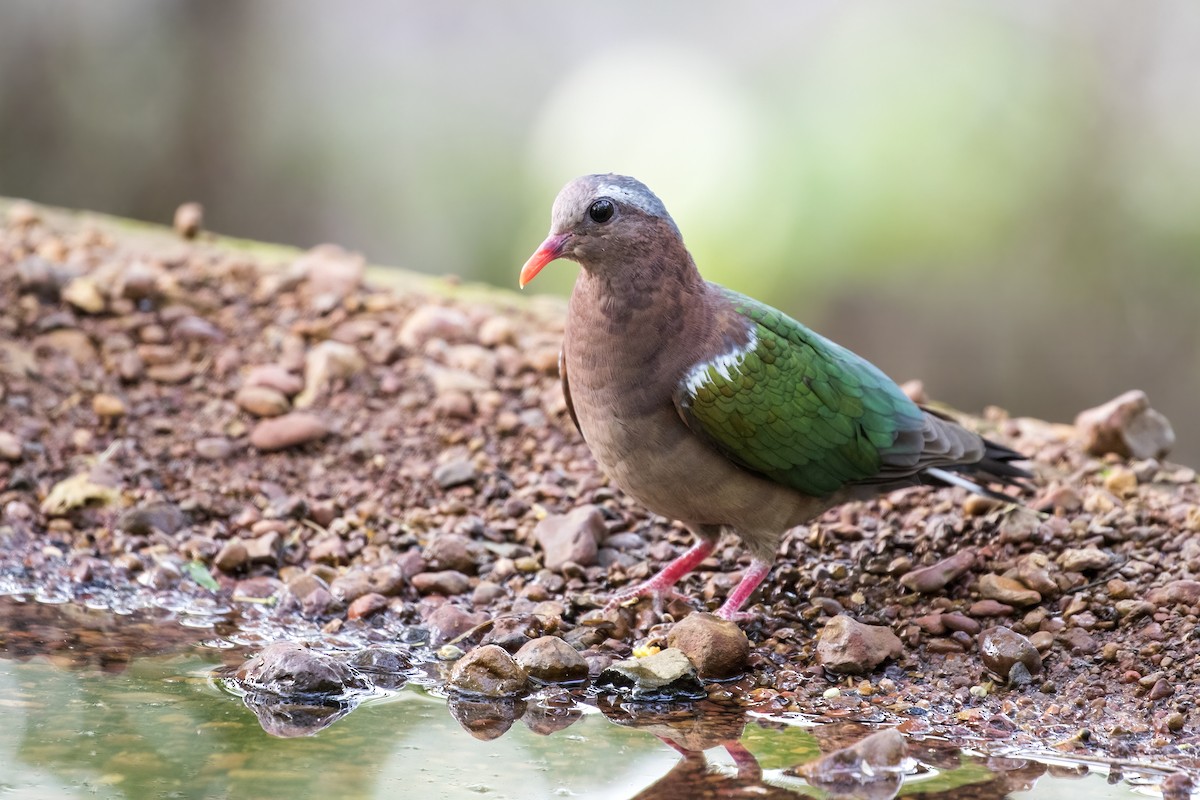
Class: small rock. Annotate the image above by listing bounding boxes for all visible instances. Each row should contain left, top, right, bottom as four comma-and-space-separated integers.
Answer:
1034, 485, 1083, 513
411, 570, 471, 596
92, 393, 127, 418
1149, 678, 1175, 701
295, 244, 365, 301
941, 613, 981, 635
1104, 467, 1138, 497
146, 362, 194, 384
399, 305, 471, 350
62, 277, 106, 314
244, 531, 282, 563
1075, 390, 1175, 460
214, 538, 249, 572
478, 315, 517, 347
426, 604, 489, 646
1014, 552, 1059, 596
1058, 547, 1111, 573
448, 644, 528, 697
666, 612, 750, 679
173, 202, 204, 238
425, 533, 477, 574
1148, 580, 1200, 607
978, 574, 1041, 607
978, 626, 1043, 683
330, 571, 373, 604
969, 599, 1015, 617
286, 573, 335, 617
236, 642, 365, 696
533, 505, 605, 571
900, 379, 927, 404
816, 615, 903, 675
1029, 630, 1055, 651
195, 437, 233, 460
0, 432, 23, 461
116, 502, 187, 536
250, 412, 329, 451
433, 459, 478, 489
1059, 627, 1099, 655
309, 536, 348, 565
235, 385, 290, 417
514, 636, 589, 684
594, 648, 707, 700
347, 593, 389, 620
294, 340, 366, 408
245, 364, 305, 397
899, 549, 975, 594
173, 316, 225, 343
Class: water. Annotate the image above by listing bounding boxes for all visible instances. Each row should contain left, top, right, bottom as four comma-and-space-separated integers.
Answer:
0, 598, 1186, 799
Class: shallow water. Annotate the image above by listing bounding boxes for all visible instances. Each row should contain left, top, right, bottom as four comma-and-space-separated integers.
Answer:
0, 597, 1186, 799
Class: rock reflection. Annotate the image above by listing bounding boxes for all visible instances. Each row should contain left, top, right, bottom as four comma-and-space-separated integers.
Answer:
241, 692, 357, 737
448, 696, 528, 741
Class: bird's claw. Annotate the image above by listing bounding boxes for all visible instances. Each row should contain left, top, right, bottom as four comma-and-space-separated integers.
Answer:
603, 584, 696, 617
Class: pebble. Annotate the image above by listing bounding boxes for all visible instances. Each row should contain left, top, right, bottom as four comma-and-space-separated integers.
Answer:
1059, 627, 1099, 655
244, 531, 282, 563
1075, 390, 1175, 460
295, 244, 365, 301
250, 412, 329, 451
62, 276, 106, 313
1147, 580, 1200, 607
399, 305, 471, 350
173, 202, 204, 238
816, 614, 903, 675
1029, 631, 1055, 651
666, 612, 750, 679
194, 436, 233, 460
594, 648, 706, 700
295, 340, 366, 408
478, 315, 517, 347
1148, 678, 1175, 701
245, 364, 305, 396
347, 592, 389, 620
235, 385, 290, 417
941, 613, 981, 635
0, 431, 23, 461
92, 393, 127, 418
116, 502, 187, 536
1058, 547, 1111, 573
448, 644, 528, 697
411, 570, 471, 596
978, 626, 1043, 684
978, 574, 1041, 607
286, 573, 334, 617
1014, 552, 1059, 596
1104, 467, 1138, 497
425, 533, 478, 574
425, 604, 488, 645
237, 642, 366, 696
514, 636, 589, 684
213, 538, 249, 572
899, 549, 975, 594
533, 505, 605, 571
433, 459, 477, 489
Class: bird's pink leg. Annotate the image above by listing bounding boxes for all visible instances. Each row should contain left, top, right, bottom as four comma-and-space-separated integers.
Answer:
605, 538, 716, 615
714, 558, 771, 622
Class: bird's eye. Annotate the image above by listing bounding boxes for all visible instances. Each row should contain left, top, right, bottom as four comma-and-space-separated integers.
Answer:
587, 198, 615, 224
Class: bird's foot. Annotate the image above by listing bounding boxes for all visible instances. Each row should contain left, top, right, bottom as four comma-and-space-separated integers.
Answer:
712, 558, 772, 624
603, 582, 696, 617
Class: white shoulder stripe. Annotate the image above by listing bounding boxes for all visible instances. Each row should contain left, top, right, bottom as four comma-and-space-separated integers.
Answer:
683, 327, 758, 396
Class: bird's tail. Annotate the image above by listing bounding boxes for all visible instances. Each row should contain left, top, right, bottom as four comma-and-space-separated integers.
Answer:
924, 437, 1032, 501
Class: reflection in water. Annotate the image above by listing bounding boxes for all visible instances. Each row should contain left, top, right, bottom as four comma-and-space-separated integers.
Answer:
0, 595, 1193, 800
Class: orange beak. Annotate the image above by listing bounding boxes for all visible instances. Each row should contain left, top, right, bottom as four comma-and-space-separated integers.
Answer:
519, 234, 569, 288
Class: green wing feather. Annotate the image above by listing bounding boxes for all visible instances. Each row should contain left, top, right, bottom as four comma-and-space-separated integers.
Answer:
675, 286, 927, 497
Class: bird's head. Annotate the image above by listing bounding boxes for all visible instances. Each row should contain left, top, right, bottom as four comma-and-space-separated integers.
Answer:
519, 174, 681, 288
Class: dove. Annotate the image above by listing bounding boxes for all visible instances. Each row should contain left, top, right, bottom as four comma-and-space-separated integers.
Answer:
520, 174, 1027, 621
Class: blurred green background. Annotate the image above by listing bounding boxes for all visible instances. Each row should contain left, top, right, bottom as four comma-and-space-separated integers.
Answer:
2, 1, 1197, 465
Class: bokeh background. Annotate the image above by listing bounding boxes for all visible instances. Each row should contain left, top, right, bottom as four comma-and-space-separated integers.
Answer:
2, 1, 1197, 465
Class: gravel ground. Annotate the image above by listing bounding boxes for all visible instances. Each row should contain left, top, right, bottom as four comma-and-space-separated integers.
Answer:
1, 197, 1197, 778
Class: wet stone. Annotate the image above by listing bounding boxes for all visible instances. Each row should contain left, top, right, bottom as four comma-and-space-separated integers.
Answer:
594, 648, 707, 701
448, 644, 529, 698
816, 614, 903, 675
237, 642, 366, 697
514, 636, 589, 684
792, 728, 906, 789
979, 626, 1043, 684
426, 604, 489, 646
347, 592, 389, 620
666, 612, 750, 680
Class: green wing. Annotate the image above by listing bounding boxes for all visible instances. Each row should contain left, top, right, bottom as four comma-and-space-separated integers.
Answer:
674, 286, 928, 497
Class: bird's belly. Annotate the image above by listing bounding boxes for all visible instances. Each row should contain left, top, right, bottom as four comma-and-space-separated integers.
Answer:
578, 402, 823, 536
